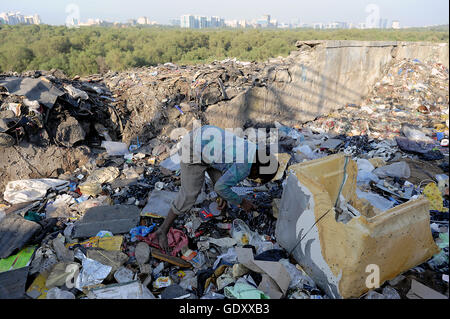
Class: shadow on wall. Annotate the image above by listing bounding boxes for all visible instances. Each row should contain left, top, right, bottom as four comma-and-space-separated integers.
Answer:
204, 62, 366, 131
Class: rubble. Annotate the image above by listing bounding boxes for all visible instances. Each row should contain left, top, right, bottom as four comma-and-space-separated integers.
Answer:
0, 46, 448, 299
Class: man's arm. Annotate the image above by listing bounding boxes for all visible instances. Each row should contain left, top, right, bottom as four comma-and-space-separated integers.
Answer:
154, 207, 177, 253
214, 163, 256, 212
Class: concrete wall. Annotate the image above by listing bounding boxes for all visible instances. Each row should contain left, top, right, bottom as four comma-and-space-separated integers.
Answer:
206, 40, 449, 130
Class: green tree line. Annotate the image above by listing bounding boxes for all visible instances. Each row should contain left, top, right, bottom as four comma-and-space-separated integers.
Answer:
0, 24, 448, 76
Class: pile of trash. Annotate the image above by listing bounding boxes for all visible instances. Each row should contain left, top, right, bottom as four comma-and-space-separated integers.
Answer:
101, 57, 290, 144
0, 58, 288, 193
0, 57, 448, 299
0, 70, 122, 149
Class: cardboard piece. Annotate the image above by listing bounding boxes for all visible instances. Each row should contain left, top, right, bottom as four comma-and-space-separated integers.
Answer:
235, 247, 290, 298
66, 235, 123, 251
406, 279, 447, 299
258, 274, 283, 299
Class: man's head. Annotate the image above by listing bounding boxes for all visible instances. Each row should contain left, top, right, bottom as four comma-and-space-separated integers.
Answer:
248, 144, 279, 184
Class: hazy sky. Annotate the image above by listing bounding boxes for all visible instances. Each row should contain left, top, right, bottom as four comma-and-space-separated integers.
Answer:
1, 0, 448, 26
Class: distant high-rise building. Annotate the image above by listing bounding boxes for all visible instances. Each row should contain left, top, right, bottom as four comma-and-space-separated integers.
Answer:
238, 20, 248, 28
169, 18, 180, 26
181, 14, 196, 28
0, 12, 41, 25
313, 23, 324, 29
137, 16, 148, 25
256, 14, 271, 28
378, 18, 388, 29
197, 16, 207, 29
391, 20, 400, 29
181, 14, 225, 29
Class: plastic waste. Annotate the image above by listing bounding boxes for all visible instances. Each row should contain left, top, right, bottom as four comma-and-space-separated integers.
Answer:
275, 121, 304, 142
153, 276, 173, 289
152, 262, 165, 277
96, 230, 113, 238
101, 141, 130, 156
382, 286, 401, 299
87, 281, 155, 299
46, 287, 75, 299
435, 174, 449, 194
64, 85, 89, 100
231, 219, 253, 245
178, 270, 197, 290
129, 225, 156, 242
114, 266, 135, 284
189, 251, 206, 269
423, 183, 446, 212
4, 179, 69, 204
224, 282, 269, 299
402, 126, 434, 143
279, 259, 316, 289
356, 188, 395, 212
293, 144, 315, 160
45, 194, 74, 217
74, 249, 112, 290
201, 292, 226, 299
213, 248, 238, 269
365, 290, 386, 299
373, 161, 410, 179
356, 159, 379, 184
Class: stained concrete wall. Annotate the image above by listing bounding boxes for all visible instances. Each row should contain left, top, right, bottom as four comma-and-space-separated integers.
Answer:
206, 40, 449, 130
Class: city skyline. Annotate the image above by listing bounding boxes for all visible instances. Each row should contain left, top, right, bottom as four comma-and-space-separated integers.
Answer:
0, 10, 444, 30
0, 0, 448, 27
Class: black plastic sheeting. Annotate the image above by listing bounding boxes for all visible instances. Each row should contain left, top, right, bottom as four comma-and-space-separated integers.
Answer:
0, 214, 41, 259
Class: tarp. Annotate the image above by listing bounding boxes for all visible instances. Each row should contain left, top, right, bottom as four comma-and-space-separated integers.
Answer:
0, 77, 64, 109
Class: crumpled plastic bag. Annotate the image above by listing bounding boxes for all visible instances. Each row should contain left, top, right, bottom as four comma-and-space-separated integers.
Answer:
373, 161, 410, 179
79, 167, 120, 196
130, 225, 156, 242
213, 248, 238, 269
356, 159, 379, 184
278, 259, 316, 289
4, 179, 69, 204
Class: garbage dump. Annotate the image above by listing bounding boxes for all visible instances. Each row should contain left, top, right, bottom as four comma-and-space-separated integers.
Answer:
0, 46, 448, 299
